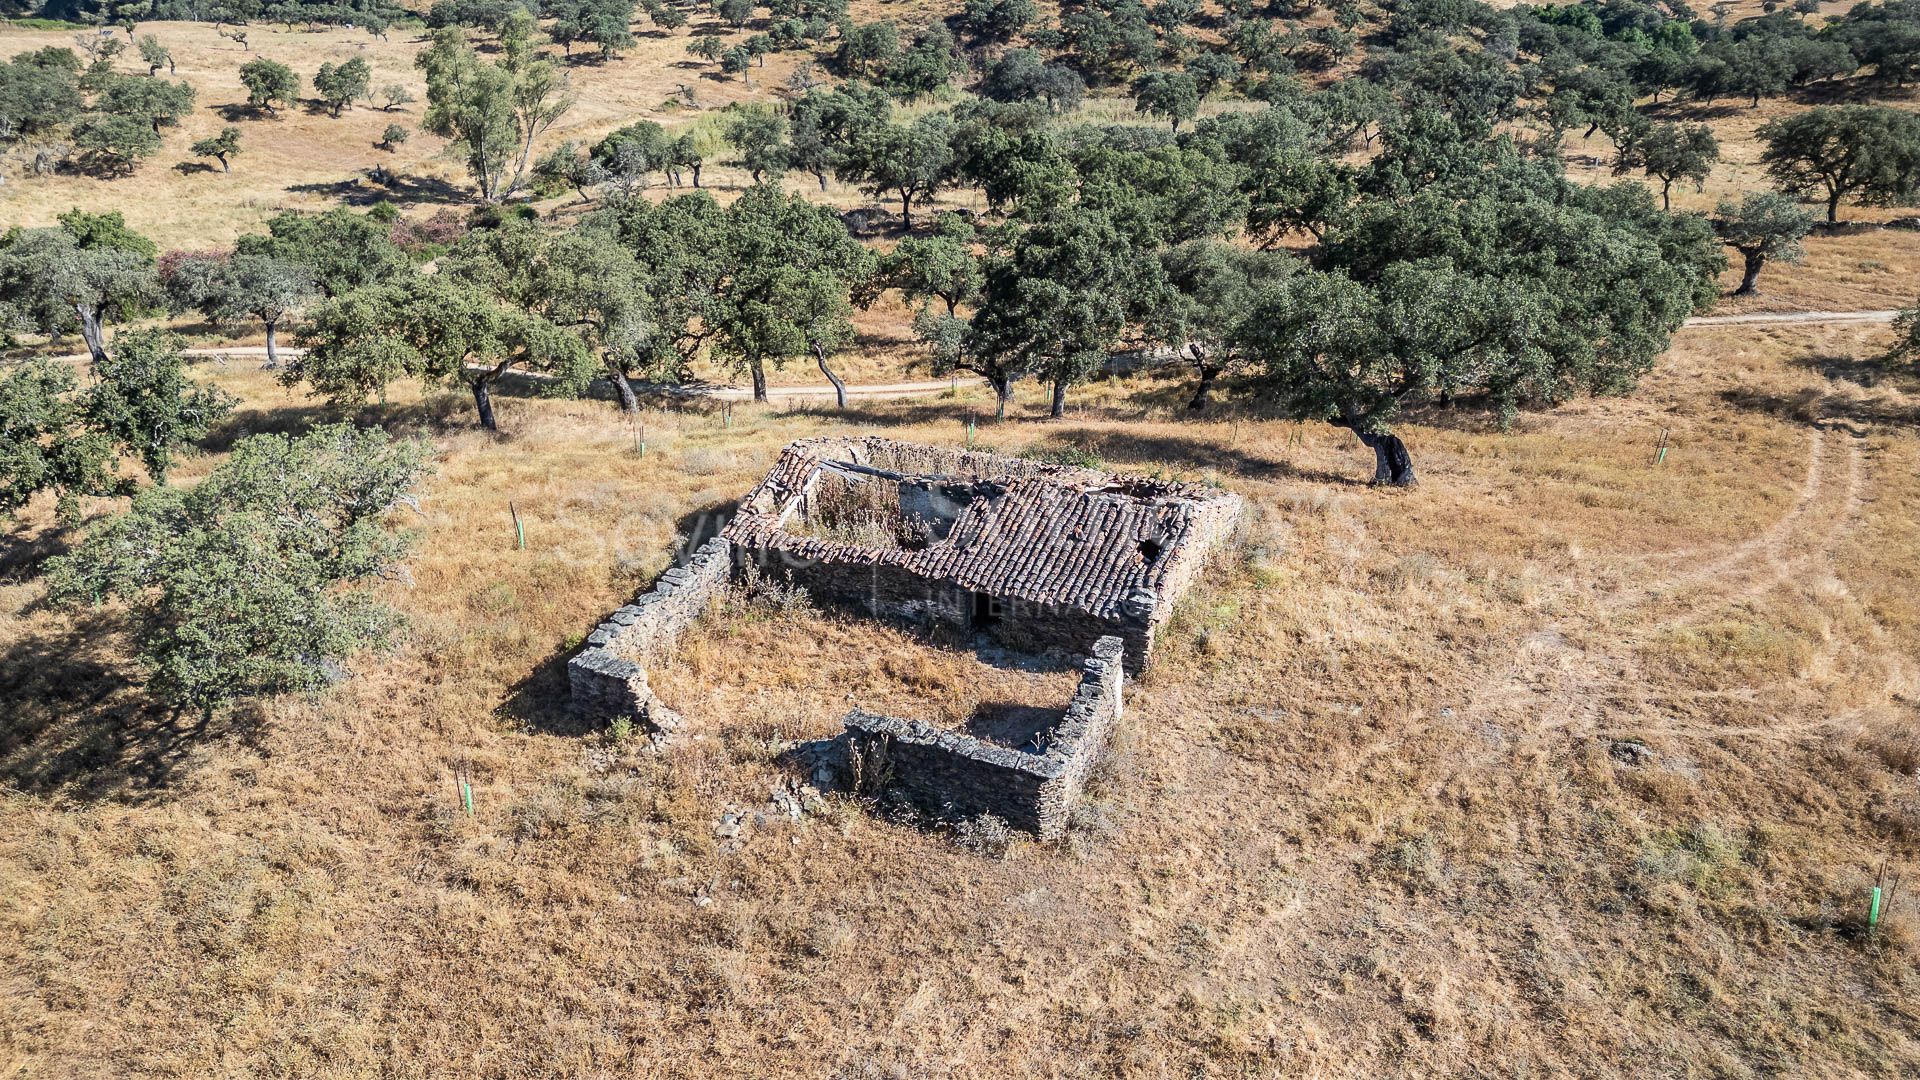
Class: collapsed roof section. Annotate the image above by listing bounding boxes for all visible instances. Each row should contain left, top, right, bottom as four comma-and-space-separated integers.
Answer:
722, 438, 1243, 651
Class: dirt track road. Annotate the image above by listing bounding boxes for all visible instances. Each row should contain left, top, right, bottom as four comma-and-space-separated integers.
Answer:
1680, 309, 1900, 327
35, 308, 1906, 402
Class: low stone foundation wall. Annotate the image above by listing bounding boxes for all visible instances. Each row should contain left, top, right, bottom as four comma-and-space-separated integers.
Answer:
567, 537, 733, 734
842, 636, 1124, 838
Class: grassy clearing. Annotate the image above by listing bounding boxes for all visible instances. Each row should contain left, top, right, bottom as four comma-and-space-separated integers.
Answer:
3, 314, 1919, 1077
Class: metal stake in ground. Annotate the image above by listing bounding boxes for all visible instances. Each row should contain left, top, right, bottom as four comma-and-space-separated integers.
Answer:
509, 502, 525, 551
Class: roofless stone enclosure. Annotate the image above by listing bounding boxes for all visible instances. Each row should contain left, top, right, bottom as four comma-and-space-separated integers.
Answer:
565, 438, 1242, 835
842, 636, 1125, 838
720, 437, 1244, 674
567, 537, 733, 738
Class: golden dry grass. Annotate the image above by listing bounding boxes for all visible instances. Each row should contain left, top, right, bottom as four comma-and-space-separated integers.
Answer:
0, 13, 925, 249
3, 312, 1920, 1077
6, 8, 1920, 1076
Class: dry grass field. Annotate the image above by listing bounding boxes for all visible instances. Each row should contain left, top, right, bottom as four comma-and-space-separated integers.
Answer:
0, 12, 964, 250
3, 311, 1920, 1077
6, 4, 1920, 1077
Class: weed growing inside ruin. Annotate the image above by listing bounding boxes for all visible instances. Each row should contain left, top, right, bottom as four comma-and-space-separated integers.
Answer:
731, 562, 814, 616
951, 814, 1017, 859
1018, 442, 1104, 469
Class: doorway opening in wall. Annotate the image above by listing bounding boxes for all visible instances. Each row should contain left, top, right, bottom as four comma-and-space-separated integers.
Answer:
970, 592, 1003, 629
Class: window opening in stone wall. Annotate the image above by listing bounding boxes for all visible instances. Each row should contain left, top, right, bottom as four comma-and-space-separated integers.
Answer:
971, 592, 1003, 629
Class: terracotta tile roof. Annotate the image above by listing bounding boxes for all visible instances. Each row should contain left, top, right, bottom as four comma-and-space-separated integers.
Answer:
723, 438, 1242, 622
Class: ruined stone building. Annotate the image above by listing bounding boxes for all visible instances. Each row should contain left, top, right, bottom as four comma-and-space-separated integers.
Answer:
568, 436, 1243, 835
721, 437, 1244, 672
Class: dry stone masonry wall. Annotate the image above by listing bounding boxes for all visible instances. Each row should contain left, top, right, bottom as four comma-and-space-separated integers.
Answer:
842, 636, 1126, 837
564, 438, 1243, 844
567, 537, 734, 734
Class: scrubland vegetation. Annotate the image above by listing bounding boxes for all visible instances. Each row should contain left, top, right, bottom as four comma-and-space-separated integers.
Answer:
3, 0, 1920, 1073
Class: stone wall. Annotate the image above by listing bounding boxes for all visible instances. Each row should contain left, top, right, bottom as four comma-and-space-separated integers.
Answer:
728, 437, 1244, 675
747, 552, 1149, 671
567, 537, 734, 733
841, 636, 1125, 838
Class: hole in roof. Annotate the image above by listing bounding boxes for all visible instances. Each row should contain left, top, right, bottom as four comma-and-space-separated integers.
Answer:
1138, 538, 1162, 565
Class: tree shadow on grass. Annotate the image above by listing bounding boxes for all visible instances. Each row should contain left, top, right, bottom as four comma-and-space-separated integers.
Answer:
1794, 78, 1915, 107
763, 395, 1368, 482
1794, 352, 1909, 389
1719, 386, 1920, 428
0, 609, 266, 803
0, 521, 74, 582
774, 397, 967, 430
1645, 100, 1751, 123
1051, 427, 1364, 486
201, 393, 477, 452
215, 102, 274, 122
286, 172, 469, 207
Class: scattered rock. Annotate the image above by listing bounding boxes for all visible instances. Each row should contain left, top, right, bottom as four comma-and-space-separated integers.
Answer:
1610, 739, 1655, 768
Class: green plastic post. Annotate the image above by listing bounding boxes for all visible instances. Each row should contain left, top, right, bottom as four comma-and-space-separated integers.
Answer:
1656, 446, 1668, 466
461, 778, 474, 818
511, 504, 525, 551
1871, 886, 1883, 927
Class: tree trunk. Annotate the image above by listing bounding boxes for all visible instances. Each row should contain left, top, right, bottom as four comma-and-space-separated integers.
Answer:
814, 343, 847, 409
1660, 178, 1672, 211
749, 359, 767, 402
1049, 376, 1068, 419
992, 374, 1012, 419
263, 320, 280, 369
899, 189, 913, 231
74, 303, 108, 365
1827, 187, 1842, 223
815, 170, 828, 192
691, 163, 702, 188
471, 377, 499, 432
1354, 429, 1417, 487
1187, 361, 1220, 410
606, 356, 639, 414
1733, 250, 1765, 295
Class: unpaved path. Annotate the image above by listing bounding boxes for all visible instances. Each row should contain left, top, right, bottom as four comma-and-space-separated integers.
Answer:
1680, 309, 1901, 327
27, 307, 1902, 401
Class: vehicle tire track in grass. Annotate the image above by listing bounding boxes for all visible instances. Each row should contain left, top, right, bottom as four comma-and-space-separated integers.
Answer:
1457, 425, 1887, 743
